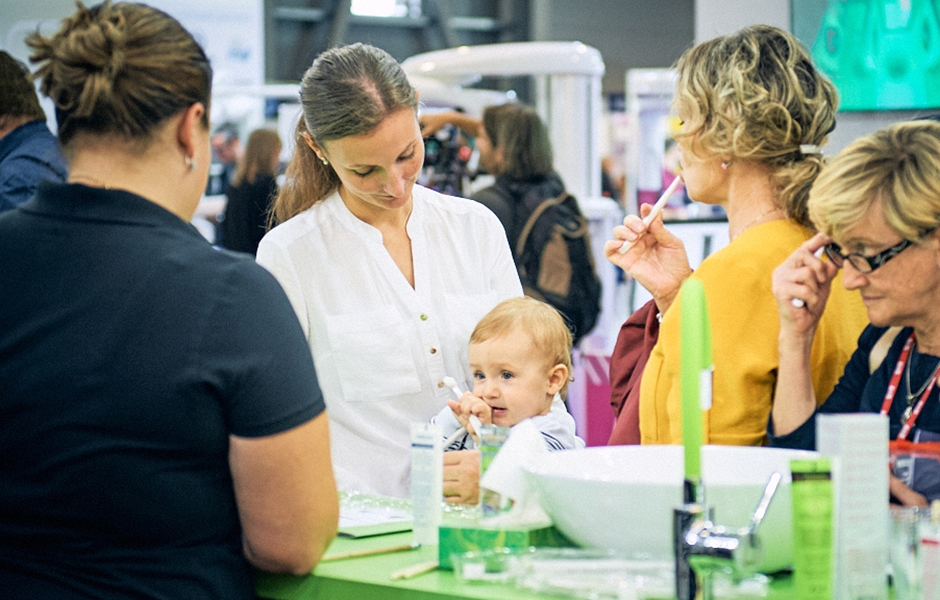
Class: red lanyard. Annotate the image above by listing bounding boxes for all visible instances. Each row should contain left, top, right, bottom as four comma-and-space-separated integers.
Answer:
880, 332, 940, 441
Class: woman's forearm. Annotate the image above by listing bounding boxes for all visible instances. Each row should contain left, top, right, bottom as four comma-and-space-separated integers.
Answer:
772, 329, 818, 436
420, 111, 481, 138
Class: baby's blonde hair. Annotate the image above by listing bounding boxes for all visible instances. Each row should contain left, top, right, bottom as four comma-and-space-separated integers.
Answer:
470, 297, 573, 396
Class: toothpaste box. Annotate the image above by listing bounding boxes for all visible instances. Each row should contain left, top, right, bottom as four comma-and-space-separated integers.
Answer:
438, 520, 573, 570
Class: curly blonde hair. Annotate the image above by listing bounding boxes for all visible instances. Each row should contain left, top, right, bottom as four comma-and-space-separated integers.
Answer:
674, 25, 838, 228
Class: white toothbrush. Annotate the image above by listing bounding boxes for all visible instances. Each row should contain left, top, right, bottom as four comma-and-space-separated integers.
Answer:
618, 175, 683, 254
442, 376, 463, 400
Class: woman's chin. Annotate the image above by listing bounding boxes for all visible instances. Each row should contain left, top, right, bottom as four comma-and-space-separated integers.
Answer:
866, 309, 898, 330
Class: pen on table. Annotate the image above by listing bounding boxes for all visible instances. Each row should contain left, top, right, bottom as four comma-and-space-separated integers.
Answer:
321, 542, 419, 562
390, 559, 439, 580
618, 174, 683, 255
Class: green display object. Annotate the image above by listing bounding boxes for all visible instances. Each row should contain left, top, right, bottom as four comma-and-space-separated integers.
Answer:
438, 521, 573, 570
680, 278, 712, 499
801, 0, 940, 111
255, 531, 803, 599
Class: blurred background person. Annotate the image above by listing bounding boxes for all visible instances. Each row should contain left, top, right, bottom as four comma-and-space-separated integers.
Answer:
601, 155, 623, 204
420, 103, 601, 345
220, 128, 281, 255
0, 50, 67, 212
0, 3, 337, 598
207, 121, 241, 196
420, 103, 560, 245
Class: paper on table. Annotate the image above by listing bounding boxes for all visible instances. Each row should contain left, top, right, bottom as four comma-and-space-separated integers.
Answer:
338, 506, 413, 538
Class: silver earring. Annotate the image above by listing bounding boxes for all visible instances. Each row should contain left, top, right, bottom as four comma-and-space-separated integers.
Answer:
185, 156, 196, 172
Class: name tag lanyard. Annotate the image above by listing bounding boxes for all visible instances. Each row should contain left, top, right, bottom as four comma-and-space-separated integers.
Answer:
880, 332, 940, 441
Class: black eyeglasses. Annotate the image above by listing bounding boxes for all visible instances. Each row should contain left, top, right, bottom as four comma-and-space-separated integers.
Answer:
823, 238, 915, 273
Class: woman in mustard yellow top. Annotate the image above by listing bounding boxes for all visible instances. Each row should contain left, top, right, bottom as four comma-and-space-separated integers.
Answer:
605, 25, 868, 446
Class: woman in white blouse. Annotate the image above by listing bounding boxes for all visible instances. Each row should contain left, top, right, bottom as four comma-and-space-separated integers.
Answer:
257, 43, 522, 499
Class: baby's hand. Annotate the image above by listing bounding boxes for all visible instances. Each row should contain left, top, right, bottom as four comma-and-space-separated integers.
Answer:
448, 392, 493, 437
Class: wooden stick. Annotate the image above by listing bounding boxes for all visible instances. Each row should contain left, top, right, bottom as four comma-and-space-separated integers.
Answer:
321, 543, 417, 562
618, 175, 683, 254
390, 560, 439, 580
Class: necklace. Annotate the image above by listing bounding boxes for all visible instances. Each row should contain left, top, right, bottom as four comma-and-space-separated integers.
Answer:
731, 205, 784, 239
905, 344, 940, 413
744, 207, 784, 230
69, 173, 111, 190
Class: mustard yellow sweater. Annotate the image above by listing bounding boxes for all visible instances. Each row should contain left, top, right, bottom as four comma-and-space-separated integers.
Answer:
639, 219, 869, 446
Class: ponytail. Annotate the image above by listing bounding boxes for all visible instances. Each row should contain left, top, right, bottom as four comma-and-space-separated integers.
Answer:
270, 42, 417, 228
269, 118, 339, 227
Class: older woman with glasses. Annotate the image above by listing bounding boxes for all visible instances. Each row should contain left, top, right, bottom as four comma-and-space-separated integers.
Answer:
771, 120, 940, 507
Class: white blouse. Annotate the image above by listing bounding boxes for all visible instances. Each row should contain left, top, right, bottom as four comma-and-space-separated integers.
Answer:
257, 185, 522, 497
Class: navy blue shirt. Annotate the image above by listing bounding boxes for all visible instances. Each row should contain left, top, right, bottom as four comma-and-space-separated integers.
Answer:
0, 120, 68, 212
769, 325, 940, 449
0, 183, 325, 599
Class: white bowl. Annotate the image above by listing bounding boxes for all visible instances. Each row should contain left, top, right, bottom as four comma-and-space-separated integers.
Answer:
524, 445, 818, 573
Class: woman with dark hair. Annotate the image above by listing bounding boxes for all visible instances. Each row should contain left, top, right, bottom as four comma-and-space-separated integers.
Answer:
221, 128, 281, 255
420, 103, 559, 245
604, 25, 868, 446
0, 3, 338, 598
420, 103, 600, 345
257, 43, 527, 502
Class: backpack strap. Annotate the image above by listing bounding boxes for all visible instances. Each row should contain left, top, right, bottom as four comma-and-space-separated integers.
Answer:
869, 326, 903, 375
514, 192, 570, 260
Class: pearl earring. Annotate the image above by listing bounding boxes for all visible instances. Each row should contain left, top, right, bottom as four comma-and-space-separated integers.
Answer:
320, 156, 329, 165
720, 162, 729, 170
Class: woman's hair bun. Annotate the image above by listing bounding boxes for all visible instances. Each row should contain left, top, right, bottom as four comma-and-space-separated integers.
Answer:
27, 1, 211, 147
75, 7, 129, 118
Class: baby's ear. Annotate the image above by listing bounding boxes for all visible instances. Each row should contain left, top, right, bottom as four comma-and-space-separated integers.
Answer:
546, 364, 569, 394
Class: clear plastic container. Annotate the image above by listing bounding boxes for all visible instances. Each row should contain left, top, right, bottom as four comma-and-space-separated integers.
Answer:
451, 547, 532, 584
515, 548, 674, 599
889, 506, 940, 600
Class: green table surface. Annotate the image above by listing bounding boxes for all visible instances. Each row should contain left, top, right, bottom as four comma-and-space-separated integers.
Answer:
255, 531, 799, 600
